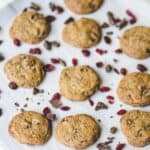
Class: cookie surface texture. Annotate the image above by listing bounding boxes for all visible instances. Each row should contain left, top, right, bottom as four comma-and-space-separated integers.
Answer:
55, 114, 100, 148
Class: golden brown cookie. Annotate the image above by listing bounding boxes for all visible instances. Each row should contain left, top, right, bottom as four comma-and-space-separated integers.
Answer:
9, 11, 50, 44
64, 0, 102, 14
120, 26, 150, 59
62, 18, 101, 48
120, 110, 150, 147
8, 111, 51, 145
59, 65, 100, 101
4, 54, 45, 88
55, 114, 100, 149
117, 72, 150, 107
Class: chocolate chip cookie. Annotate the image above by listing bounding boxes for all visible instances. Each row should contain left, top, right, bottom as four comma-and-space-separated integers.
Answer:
117, 72, 150, 107
4, 54, 45, 88
120, 110, 150, 147
62, 18, 101, 48
10, 11, 50, 44
9, 111, 51, 145
64, 0, 102, 14
120, 26, 150, 59
59, 65, 100, 101
55, 114, 100, 149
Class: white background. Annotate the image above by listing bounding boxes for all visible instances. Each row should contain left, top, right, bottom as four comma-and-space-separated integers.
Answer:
0, 0, 150, 150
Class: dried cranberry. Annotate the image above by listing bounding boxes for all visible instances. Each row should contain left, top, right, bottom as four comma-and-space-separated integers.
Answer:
46, 113, 56, 121
45, 15, 56, 23
60, 106, 70, 111
44, 64, 55, 72
137, 64, 147, 72
50, 93, 62, 108
29, 48, 41, 55
88, 98, 94, 106
108, 99, 115, 104
116, 143, 126, 150
96, 62, 104, 68
120, 68, 127, 75
115, 49, 122, 54
117, 109, 127, 115
13, 39, 21, 47
9, 82, 18, 90
106, 95, 114, 100
51, 58, 60, 64
82, 49, 90, 57
96, 49, 107, 55
72, 58, 78, 66
104, 36, 111, 44
126, 9, 137, 24
55, 6, 64, 14
99, 86, 111, 92
43, 107, 51, 116
51, 92, 61, 100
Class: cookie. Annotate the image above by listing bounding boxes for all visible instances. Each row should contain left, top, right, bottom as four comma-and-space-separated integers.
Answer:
9, 11, 50, 44
4, 54, 45, 88
55, 114, 100, 149
62, 18, 101, 48
120, 26, 150, 59
59, 65, 100, 101
8, 111, 51, 145
117, 72, 150, 107
120, 110, 150, 147
64, 0, 102, 14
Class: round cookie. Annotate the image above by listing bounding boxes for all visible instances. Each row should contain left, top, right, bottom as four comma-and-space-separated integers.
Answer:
4, 54, 45, 88
8, 111, 51, 145
62, 18, 101, 48
55, 114, 100, 149
120, 26, 150, 59
120, 110, 150, 147
59, 65, 100, 101
9, 11, 50, 44
117, 72, 150, 106
64, 0, 102, 14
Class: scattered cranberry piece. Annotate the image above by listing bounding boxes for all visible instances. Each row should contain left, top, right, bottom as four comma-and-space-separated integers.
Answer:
107, 96, 115, 104
96, 62, 104, 68
117, 109, 127, 115
60, 106, 70, 111
55, 6, 64, 14
44, 64, 55, 72
116, 143, 126, 150
96, 49, 107, 55
46, 15, 56, 23
50, 93, 62, 108
115, 49, 122, 54
51, 58, 60, 64
9, 82, 18, 90
126, 9, 137, 24
106, 95, 114, 100
29, 48, 41, 55
120, 68, 127, 76
104, 36, 111, 44
64, 17, 74, 24
13, 39, 21, 47
88, 98, 94, 106
72, 58, 78, 66
43, 107, 51, 116
137, 64, 147, 72
51, 92, 61, 100
82, 49, 90, 57
99, 86, 111, 92
46, 113, 57, 121
108, 99, 115, 104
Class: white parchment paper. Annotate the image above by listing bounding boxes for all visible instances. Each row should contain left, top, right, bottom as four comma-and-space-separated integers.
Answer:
0, 0, 150, 150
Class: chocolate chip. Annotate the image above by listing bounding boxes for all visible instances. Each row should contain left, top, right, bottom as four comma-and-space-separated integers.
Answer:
30, 2, 41, 11
14, 102, 20, 107
118, 19, 128, 29
0, 40, 3, 45
9, 82, 18, 90
0, 53, 4, 62
107, 11, 116, 25
137, 64, 148, 72
45, 15, 56, 23
110, 127, 118, 134
105, 64, 113, 72
64, 17, 74, 24
0, 108, 3, 117
95, 102, 108, 111
101, 22, 110, 28
104, 36, 112, 44
33, 88, 44, 95
44, 40, 52, 50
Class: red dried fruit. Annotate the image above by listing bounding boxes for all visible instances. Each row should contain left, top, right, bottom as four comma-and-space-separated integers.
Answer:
51, 58, 60, 64
46, 113, 56, 121
88, 98, 94, 106
120, 68, 127, 76
60, 106, 70, 111
82, 49, 90, 57
106, 95, 114, 100
43, 107, 51, 116
96, 49, 107, 55
29, 48, 41, 55
55, 6, 64, 14
117, 109, 127, 115
9, 82, 18, 90
126, 9, 137, 24
96, 62, 104, 68
116, 143, 126, 150
108, 99, 115, 104
64, 17, 74, 24
50, 93, 62, 108
72, 58, 78, 66
44, 64, 55, 72
45, 15, 56, 23
137, 64, 147, 72
99, 86, 111, 92
13, 39, 21, 47
115, 49, 122, 54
